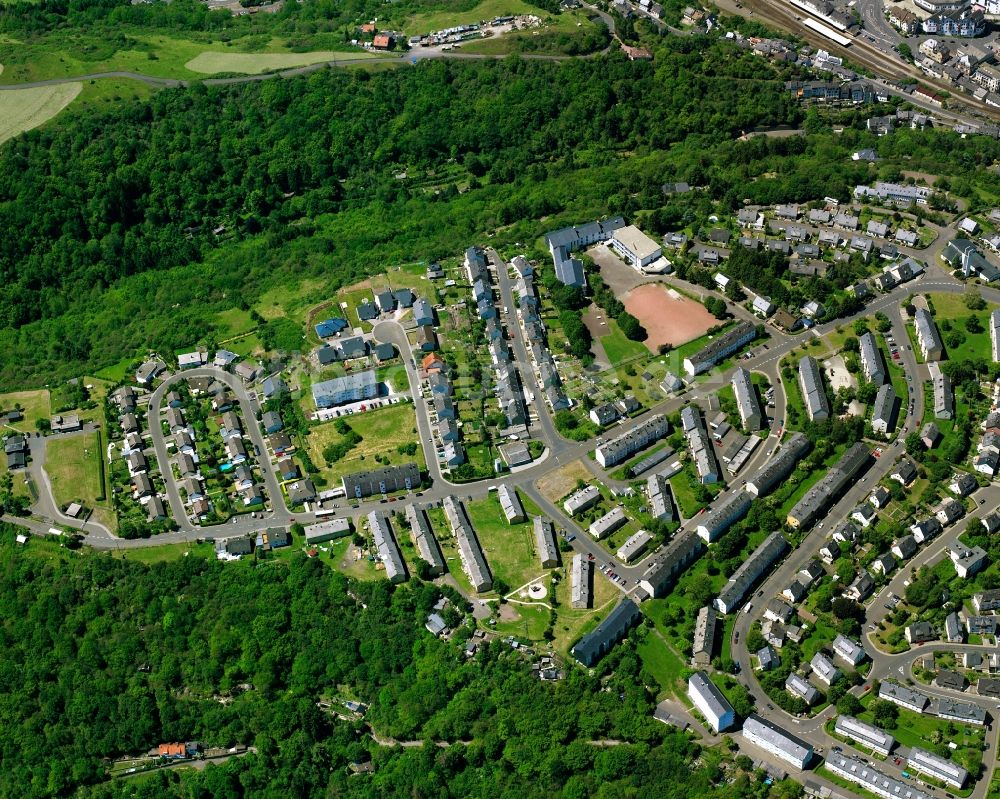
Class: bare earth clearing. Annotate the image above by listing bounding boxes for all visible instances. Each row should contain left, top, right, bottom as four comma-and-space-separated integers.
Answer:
623, 284, 718, 351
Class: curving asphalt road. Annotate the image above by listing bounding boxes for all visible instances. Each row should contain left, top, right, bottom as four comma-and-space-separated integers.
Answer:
146, 366, 291, 527
7, 214, 1000, 790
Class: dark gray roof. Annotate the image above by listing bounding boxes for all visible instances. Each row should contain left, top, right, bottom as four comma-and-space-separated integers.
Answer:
571, 599, 641, 666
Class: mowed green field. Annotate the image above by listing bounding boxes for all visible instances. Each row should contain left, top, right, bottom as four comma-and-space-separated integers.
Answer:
0, 33, 377, 84
0, 389, 51, 433
305, 403, 424, 485
185, 50, 385, 75
928, 292, 996, 362
599, 318, 649, 366
0, 83, 81, 145
45, 432, 115, 530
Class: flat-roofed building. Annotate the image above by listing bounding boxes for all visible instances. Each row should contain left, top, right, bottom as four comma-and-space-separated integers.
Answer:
746, 433, 810, 497
638, 531, 704, 598
564, 485, 601, 516
732, 368, 764, 430
741, 714, 813, 769
534, 516, 559, 568
696, 490, 752, 543
860, 331, 887, 386
368, 511, 407, 584
834, 716, 896, 756
497, 484, 525, 523
571, 553, 592, 608
594, 414, 669, 468
688, 671, 736, 733
692, 606, 718, 666
825, 753, 931, 799
304, 518, 352, 544
683, 322, 757, 376
907, 747, 968, 789
590, 507, 627, 540
610, 224, 663, 269
443, 495, 493, 593
405, 504, 446, 576
617, 530, 653, 563
914, 308, 944, 361
798, 356, 831, 421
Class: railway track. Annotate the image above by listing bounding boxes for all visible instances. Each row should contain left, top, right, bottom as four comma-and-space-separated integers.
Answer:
735, 0, 1000, 123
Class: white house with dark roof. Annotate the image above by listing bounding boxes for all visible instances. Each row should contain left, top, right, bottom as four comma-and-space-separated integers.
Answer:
688, 671, 736, 733
742, 714, 813, 769
832, 634, 866, 666
834, 717, 895, 756
809, 653, 840, 686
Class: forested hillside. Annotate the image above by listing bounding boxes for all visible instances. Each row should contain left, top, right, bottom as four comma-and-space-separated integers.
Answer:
0, 526, 797, 799
4, 32, 1000, 390
0, 44, 800, 387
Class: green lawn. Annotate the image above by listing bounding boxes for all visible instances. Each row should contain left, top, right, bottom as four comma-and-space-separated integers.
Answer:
0, 31, 375, 85
464, 491, 542, 592
637, 631, 687, 699
779, 353, 810, 432
111, 541, 215, 564
773, 441, 852, 521
600, 317, 650, 366
0, 389, 51, 433
550, 569, 621, 656
92, 356, 135, 383
670, 462, 722, 518
857, 696, 985, 778
491, 601, 551, 641
213, 308, 258, 340
44, 432, 114, 531
925, 292, 996, 363
305, 403, 424, 486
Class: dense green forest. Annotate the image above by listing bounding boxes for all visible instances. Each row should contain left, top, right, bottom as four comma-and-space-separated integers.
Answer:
0, 526, 809, 799
0, 40, 802, 387
0, 0, 484, 37
3, 26, 1000, 392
